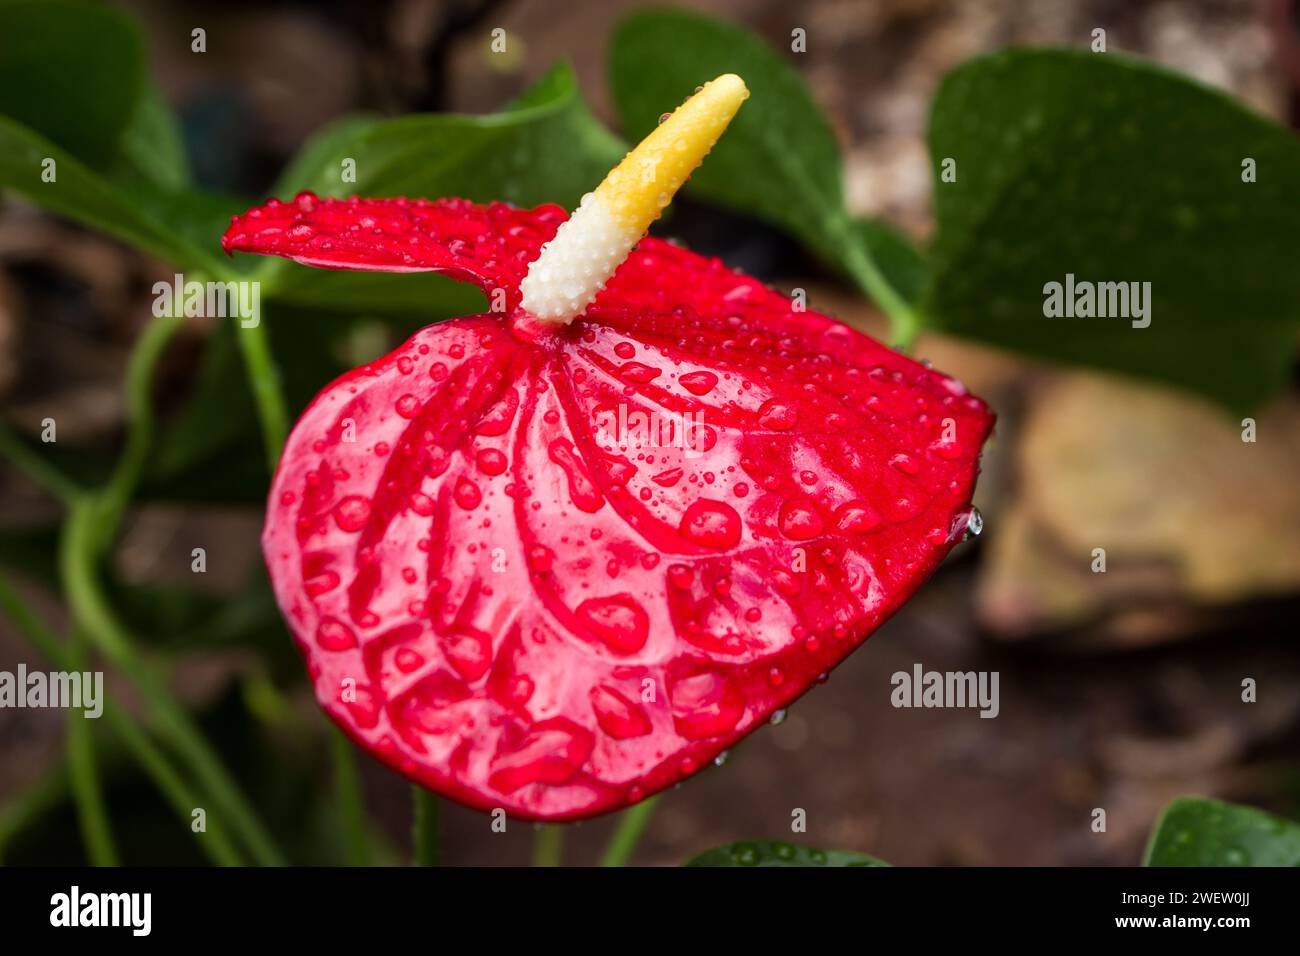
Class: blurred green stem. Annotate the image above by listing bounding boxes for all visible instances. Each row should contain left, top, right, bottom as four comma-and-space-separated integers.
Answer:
599, 794, 661, 867
412, 786, 440, 866
231, 314, 371, 865
331, 729, 371, 865
93, 310, 186, 555
234, 318, 290, 470
0, 424, 80, 502
65, 629, 118, 866
0, 575, 243, 865
0, 764, 67, 865
832, 216, 921, 351
532, 825, 564, 867
61, 455, 284, 867
56, 311, 285, 865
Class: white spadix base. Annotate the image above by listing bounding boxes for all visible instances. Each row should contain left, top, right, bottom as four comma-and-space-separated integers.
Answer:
518, 191, 635, 323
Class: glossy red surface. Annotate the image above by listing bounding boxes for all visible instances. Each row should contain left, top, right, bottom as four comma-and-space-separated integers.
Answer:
225, 192, 994, 820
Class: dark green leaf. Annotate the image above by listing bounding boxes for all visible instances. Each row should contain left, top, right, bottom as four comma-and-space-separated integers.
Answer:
273, 62, 621, 210
609, 8, 923, 321
1144, 796, 1300, 866
0, 0, 143, 169
611, 9, 842, 255
111, 575, 289, 660
927, 48, 1300, 411
0, 525, 60, 590
685, 840, 890, 867
151, 319, 260, 487
0, 118, 226, 273
270, 115, 377, 201
255, 63, 623, 300
127, 185, 255, 275
269, 265, 487, 317
0, 2, 235, 275
112, 85, 191, 190
857, 218, 927, 307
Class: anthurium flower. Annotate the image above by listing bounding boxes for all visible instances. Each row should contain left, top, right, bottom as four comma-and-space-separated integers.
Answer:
223, 75, 993, 820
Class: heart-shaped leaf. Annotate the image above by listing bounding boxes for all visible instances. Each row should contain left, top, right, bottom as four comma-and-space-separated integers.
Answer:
1144, 796, 1300, 866
112, 84, 191, 191
274, 63, 622, 212
686, 840, 889, 867
0, 1, 237, 275
0, 0, 143, 169
856, 218, 927, 307
609, 8, 923, 324
0, 119, 229, 275
254, 63, 624, 302
927, 49, 1300, 411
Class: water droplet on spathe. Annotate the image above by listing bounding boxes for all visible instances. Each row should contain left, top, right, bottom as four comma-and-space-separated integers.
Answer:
679, 500, 743, 549
679, 370, 718, 396
577, 594, 650, 653
454, 478, 482, 510
333, 495, 371, 532
527, 545, 555, 574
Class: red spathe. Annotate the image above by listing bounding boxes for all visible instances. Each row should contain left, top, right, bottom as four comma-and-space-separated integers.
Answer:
225, 192, 994, 820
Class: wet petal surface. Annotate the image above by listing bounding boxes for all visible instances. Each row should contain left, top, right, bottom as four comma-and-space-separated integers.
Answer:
243, 196, 994, 820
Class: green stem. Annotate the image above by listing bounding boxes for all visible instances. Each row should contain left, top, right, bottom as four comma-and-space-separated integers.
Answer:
93, 311, 186, 553
0, 574, 68, 686
232, 313, 373, 867
833, 217, 921, 351
532, 825, 565, 867
411, 786, 440, 866
61, 498, 285, 865
100, 699, 244, 866
65, 632, 119, 867
0, 764, 68, 864
53, 311, 284, 865
331, 729, 371, 865
234, 319, 290, 469
598, 794, 661, 867
0, 575, 242, 866
0, 424, 80, 502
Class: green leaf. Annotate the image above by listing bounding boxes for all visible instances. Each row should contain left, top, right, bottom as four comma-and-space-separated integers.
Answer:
0, 120, 203, 265
1144, 796, 1300, 866
609, 8, 922, 333
151, 319, 261, 489
270, 115, 377, 201
0, 0, 143, 169
274, 62, 622, 209
927, 48, 1300, 411
611, 9, 841, 255
269, 268, 486, 317
685, 840, 890, 867
857, 218, 927, 307
254, 63, 624, 300
0, 118, 237, 275
112, 85, 191, 191
0, 2, 235, 275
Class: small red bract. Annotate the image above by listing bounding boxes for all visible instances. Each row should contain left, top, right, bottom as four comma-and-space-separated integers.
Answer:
224, 191, 994, 820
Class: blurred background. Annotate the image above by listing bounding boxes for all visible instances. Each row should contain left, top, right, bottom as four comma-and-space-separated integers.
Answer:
1, 0, 1298, 865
